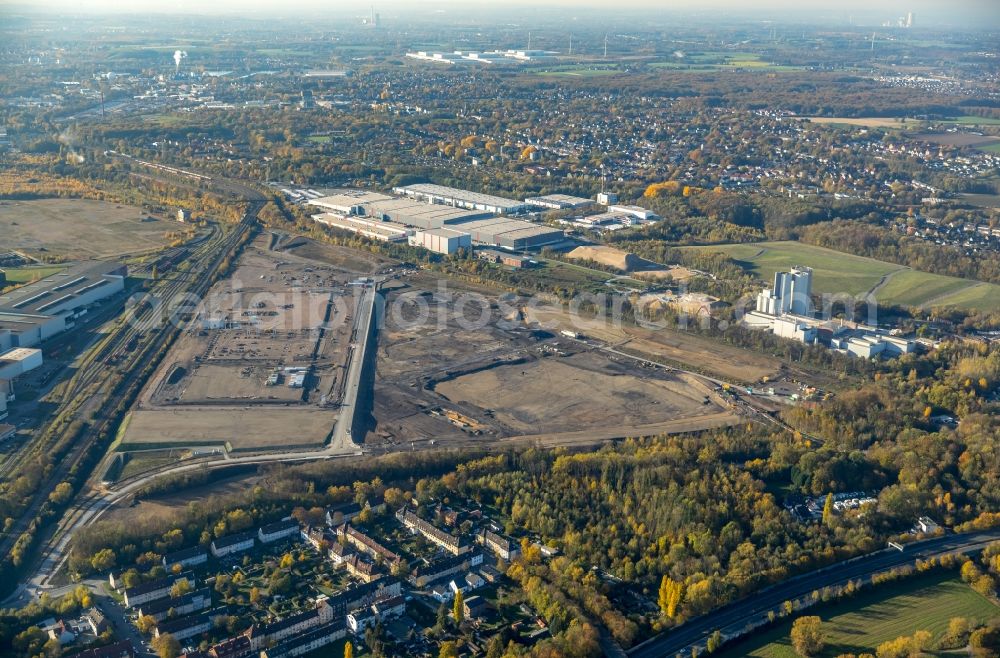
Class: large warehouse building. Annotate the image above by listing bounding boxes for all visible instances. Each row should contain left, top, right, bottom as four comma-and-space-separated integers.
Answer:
409, 228, 472, 255
0, 261, 126, 348
307, 188, 564, 251
392, 183, 527, 215
449, 217, 563, 249
363, 197, 492, 230
308, 191, 396, 215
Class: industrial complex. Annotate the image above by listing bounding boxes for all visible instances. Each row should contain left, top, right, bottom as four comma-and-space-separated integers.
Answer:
0, 261, 126, 349
307, 186, 565, 252
745, 266, 917, 359
0, 261, 127, 422
404, 49, 557, 65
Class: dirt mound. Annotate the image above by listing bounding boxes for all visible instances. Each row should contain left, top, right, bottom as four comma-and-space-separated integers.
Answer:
566, 245, 652, 272
633, 266, 696, 282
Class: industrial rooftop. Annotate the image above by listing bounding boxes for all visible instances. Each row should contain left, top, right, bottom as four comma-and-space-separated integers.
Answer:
0, 261, 127, 316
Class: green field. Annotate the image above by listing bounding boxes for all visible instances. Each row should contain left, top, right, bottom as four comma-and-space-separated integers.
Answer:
2, 265, 65, 285
714, 572, 998, 658
685, 241, 1000, 311
980, 143, 1000, 154
650, 51, 803, 72
536, 66, 620, 77
941, 115, 1000, 126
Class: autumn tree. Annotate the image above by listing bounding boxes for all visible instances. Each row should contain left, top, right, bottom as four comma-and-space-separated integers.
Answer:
658, 576, 684, 619
822, 493, 834, 526
453, 589, 465, 624
790, 616, 824, 657
152, 633, 180, 658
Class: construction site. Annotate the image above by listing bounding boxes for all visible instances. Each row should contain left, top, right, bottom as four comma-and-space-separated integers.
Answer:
119, 235, 370, 455
369, 274, 740, 450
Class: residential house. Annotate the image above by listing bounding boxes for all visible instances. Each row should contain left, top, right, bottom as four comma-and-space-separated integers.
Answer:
396, 509, 469, 556
463, 595, 489, 620
327, 541, 356, 566
210, 531, 255, 558
84, 608, 108, 636
325, 578, 403, 617
43, 619, 74, 645
479, 530, 520, 561
208, 636, 252, 658
244, 598, 332, 651
75, 641, 136, 658
345, 554, 381, 583
325, 502, 362, 527
337, 524, 401, 565
409, 551, 483, 587
154, 613, 211, 642
137, 588, 211, 622
162, 546, 208, 571
259, 621, 347, 658
123, 572, 194, 608
258, 519, 299, 544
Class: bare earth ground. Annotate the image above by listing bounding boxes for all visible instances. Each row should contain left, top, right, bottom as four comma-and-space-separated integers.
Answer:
120, 234, 362, 452
119, 407, 338, 449
370, 276, 740, 448
435, 352, 723, 435
632, 266, 696, 282
176, 364, 303, 403
565, 245, 660, 272
0, 198, 177, 258
280, 237, 396, 273
526, 304, 780, 382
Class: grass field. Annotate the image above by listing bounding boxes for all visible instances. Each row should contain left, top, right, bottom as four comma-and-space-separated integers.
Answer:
687, 241, 898, 296
941, 115, 1000, 126
685, 241, 1000, 311
981, 143, 1000, 154
2, 265, 66, 285
714, 572, 999, 658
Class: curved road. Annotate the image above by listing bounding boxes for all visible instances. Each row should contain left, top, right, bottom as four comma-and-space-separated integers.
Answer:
628, 529, 1000, 658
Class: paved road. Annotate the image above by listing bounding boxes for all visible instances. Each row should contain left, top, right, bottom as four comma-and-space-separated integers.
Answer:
628, 529, 1000, 658
331, 278, 382, 450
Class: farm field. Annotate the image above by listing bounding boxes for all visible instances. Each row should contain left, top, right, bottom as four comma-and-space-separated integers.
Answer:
685, 241, 1000, 311
536, 66, 620, 77
713, 572, 999, 658
807, 117, 912, 128
0, 198, 177, 259
651, 51, 803, 72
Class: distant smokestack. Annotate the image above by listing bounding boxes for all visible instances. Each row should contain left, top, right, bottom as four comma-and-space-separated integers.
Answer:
173, 50, 187, 74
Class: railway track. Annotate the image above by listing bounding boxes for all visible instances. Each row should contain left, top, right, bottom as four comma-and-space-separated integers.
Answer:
0, 197, 262, 572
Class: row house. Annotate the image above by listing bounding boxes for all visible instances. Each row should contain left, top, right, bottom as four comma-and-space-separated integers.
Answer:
397, 509, 469, 556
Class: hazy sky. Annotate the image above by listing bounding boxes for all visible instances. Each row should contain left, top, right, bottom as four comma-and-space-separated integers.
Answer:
1, 0, 997, 27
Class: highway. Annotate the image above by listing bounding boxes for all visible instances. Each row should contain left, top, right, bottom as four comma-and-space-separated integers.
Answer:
628, 529, 1000, 658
